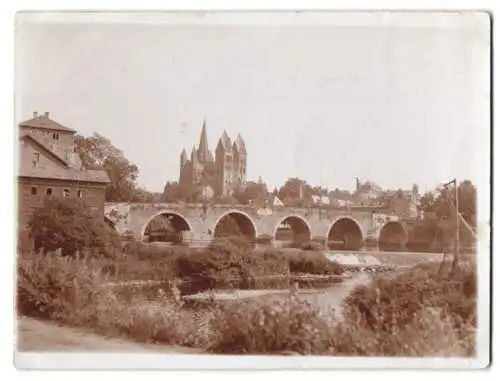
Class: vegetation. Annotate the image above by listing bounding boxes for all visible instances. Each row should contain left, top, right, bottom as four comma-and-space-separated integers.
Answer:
74, 133, 161, 202
17, 250, 476, 356
287, 250, 343, 275
27, 197, 120, 257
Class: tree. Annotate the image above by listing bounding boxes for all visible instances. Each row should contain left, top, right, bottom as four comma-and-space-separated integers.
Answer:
329, 188, 354, 201
74, 133, 140, 202
234, 181, 269, 205
28, 197, 119, 257
419, 191, 436, 214
162, 182, 186, 202
422, 180, 477, 226
278, 178, 313, 202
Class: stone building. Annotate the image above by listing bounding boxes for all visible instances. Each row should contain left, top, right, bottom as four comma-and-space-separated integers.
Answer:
17, 112, 110, 228
354, 177, 420, 218
179, 120, 247, 198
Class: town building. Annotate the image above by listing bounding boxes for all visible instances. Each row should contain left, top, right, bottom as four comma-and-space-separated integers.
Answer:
179, 120, 247, 198
17, 112, 110, 228
354, 177, 420, 218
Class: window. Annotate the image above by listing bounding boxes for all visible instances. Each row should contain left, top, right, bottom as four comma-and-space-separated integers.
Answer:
46, 188, 52, 196
52, 132, 60, 140
77, 190, 83, 198
31, 186, 37, 195
63, 189, 70, 197
32, 152, 40, 165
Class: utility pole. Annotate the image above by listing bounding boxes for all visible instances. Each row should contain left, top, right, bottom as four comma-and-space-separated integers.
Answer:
443, 179, 459, 274
453, 180, 460, 273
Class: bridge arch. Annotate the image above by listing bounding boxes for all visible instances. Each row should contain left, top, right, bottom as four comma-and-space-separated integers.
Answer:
325, 216, 364, 251
272, 215, 312, 247
140, 211, 193, 243
213, 210, 258, 243
378, 221, 408, 251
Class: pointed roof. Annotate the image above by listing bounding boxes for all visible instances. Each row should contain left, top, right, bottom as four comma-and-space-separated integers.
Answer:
218, 130, 232, 150
234, 134, 247, 154
197, 120, 211, 162
190, 145, 197, 161
19, 114, 77, 133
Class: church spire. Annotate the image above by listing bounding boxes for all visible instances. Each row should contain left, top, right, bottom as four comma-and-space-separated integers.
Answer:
197, 119, 211, 163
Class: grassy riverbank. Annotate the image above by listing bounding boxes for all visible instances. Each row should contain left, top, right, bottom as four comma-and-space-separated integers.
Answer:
17, 243, 477, 356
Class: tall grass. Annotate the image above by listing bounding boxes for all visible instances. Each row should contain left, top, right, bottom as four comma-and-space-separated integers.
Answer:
17, 248, 476, 356
17, 251, 209, 347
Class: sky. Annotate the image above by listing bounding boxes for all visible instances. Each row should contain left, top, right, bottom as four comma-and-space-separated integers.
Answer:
15, 12, 491, 194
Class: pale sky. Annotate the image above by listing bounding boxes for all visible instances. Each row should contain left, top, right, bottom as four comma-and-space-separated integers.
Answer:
15, 12, 491, 194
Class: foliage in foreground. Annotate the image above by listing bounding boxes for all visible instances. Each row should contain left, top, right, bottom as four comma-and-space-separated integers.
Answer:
17, 249, 476, 357
209, 262, 476, 356
27, 197, 120, 257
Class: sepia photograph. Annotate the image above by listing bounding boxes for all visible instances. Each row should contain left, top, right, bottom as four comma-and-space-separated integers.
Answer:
13, 10, 491, 369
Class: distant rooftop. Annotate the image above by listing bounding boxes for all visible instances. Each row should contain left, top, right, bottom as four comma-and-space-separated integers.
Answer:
19, 112, 77, 133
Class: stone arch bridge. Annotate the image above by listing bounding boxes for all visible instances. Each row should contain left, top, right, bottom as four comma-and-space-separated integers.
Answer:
105, 202, 410, 250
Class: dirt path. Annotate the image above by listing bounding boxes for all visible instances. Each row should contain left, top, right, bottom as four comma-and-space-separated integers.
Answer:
16, 317, 203, 353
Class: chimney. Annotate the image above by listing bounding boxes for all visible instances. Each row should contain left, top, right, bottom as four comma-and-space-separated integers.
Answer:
44, 112, 50, 117
33, 111, 38, 118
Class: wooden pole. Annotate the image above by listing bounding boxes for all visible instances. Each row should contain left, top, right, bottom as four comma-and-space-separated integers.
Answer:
451, 180, 460, 273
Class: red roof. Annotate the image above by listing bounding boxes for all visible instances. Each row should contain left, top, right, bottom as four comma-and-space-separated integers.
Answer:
19, 114, 77, 133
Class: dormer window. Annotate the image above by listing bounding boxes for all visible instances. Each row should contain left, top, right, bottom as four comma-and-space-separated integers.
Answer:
52, 132, 59, 140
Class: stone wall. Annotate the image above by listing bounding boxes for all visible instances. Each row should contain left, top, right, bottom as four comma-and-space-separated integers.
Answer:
105, 202, 407, 247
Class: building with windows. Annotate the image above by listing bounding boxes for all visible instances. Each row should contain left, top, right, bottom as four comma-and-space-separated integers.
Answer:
17, 112, 110, 228
179, 120, 247, 198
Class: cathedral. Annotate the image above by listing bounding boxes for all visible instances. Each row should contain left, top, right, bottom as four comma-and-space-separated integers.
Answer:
179, 121, 247, 198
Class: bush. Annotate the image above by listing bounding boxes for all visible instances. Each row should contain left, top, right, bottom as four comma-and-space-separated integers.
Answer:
208, 261, 476, 356
288, 250, 344, 275
17, 250, 208, 348
27, 197, 120, 257
17, 248, 476, 356
17, 251, 104, 321
209, 296, 332, 354
341, 262, 477, 347
18, 228, 34, 253
301, 241, 324, 251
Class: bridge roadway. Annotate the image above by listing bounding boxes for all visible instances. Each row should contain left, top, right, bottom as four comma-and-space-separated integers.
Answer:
105, 202, 410, 248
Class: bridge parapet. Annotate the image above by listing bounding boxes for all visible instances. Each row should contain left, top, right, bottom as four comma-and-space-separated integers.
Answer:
104, 202, 409, 247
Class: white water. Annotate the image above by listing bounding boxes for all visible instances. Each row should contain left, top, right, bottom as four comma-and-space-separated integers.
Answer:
325, 252, 382, 266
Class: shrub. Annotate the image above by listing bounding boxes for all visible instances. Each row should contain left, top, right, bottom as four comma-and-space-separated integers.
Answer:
176, 239, 248, 288
17, 228, 34, 253
301, 241, 324, 251
27, 197, 120, 257
17, 251, 104, 321
17, 250, 209, 348
342, 262, 477, 335
288, 250, 344, 275
256, 234, 273, 244
209, 296, 332, 354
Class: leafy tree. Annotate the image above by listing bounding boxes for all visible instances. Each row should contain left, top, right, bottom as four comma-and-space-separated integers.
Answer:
28, 197, 120, 257
421, 180, 477, 226
162, 181, 185, 202
234, 181, 269, 205
74, 133, 140, 202
418, 191, 436, 214
329, 188, 354, 201
278, 178, 313, 202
